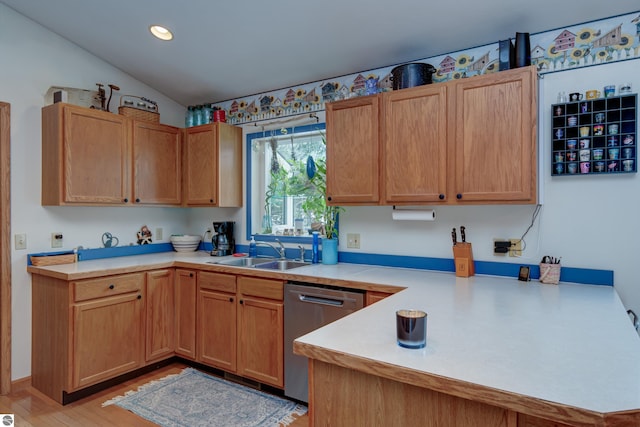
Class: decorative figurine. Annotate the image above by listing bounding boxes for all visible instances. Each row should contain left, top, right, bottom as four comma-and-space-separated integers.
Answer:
137, 225, 153, 245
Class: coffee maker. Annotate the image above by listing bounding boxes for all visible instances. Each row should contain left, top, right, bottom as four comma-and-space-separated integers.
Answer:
211, 221, 235, 256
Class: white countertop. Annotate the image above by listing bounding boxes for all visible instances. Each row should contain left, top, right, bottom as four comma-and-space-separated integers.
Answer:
28, 251, 640, 415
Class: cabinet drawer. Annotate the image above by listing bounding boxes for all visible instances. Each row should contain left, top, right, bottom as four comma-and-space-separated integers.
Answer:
73, 273, 144, 302
198, 271, 236, 293
238, 277, 283, 301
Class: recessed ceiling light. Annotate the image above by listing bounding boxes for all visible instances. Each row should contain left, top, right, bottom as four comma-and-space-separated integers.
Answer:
149, 25, 173, 41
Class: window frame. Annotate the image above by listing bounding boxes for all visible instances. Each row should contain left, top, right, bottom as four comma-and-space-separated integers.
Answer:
245, 122, 326, 244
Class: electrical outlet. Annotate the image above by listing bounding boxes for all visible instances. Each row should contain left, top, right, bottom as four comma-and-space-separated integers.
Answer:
156, 227, 163, 240
51, 232, 63, 248
493, 238, 510, 255
14, 233, 27, 250
347, 233, 360, 249
509, 239, 522, 257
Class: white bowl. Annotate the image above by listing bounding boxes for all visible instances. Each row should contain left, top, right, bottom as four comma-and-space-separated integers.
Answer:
170, 235, 201, 252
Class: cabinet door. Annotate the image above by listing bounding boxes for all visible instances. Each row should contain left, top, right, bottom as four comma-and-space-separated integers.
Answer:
184, 124, 218, 205
326, 96, 380, 205
145, 269, 175, 362
383, 85, 448, 203
52, 105, 130, 204
71, 292, 143, 390
452, 66, 537, 203
132, 121, 181, 205
175, 269, 197, 359
197, 288, 237, 371
237, 294, 284, 388
184, 123, 242, 207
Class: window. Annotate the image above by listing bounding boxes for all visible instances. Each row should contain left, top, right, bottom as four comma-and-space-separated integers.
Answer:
246, 123, 326, 242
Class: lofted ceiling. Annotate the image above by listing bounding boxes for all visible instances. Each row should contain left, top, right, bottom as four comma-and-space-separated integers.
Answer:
2, 0, 639, 106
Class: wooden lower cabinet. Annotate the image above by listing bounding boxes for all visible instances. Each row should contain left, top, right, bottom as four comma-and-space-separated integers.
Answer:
237, 277, 284, 388
32, 272, 145, 403
145, 269, 175, 362
72, 292, 144, 389
197, 271, 237, 371
175, 269, 197, 359
196, 274, 285, 389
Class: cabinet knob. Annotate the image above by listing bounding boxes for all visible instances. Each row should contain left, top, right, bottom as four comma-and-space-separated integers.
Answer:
210, 199, 214, 203
239, 300, 243, 305
135, 198, 141, 203
109, 284, 115, 290
456, 193, 462, 200
189, 273, 194, 278
327, 196, 332, 202
229, 297, 234, 302
439, 194, 445, 200
137, 295, 142, 300
123, 198, 129, 203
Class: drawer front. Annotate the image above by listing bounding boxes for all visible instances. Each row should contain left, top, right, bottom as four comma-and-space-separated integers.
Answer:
238, 276, 283, 300
73, 272, 145, 302
198, 271, 236, 293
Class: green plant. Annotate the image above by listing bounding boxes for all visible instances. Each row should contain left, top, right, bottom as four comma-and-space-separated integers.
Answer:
305, 141, 343, 240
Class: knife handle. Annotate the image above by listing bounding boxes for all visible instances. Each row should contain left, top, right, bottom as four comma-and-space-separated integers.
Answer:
460, 226, 466, 243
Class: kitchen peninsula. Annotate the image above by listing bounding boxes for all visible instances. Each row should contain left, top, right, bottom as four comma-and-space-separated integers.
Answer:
28, 252, 640, 426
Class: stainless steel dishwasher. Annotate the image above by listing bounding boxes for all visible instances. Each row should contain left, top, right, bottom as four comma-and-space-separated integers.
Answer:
284, 282, 364, 403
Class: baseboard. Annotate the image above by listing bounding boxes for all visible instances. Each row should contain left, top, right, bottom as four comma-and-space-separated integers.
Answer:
10, 375, 31, 392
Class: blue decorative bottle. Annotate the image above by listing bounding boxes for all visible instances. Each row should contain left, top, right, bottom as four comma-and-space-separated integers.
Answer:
312, 231, 319, 264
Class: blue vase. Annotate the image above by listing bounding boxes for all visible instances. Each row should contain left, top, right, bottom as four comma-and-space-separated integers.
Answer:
321, 237, 338, 265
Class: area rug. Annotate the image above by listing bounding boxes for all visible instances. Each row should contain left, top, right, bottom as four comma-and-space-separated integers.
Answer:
103, 368, 307, 427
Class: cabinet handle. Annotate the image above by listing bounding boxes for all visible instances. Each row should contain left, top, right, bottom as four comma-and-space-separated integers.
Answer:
135, 198, 141, 203
123, 198, 129, 203
190, 273, 194, 277
210, 199, 214, 203
456, 193, 462, 200
229, 297, 234, 302
109, 284, 115, 290
239, 300, 243, 305
327, 196, 332, 202
439, 194, 445, 200
137, 295, 142, 300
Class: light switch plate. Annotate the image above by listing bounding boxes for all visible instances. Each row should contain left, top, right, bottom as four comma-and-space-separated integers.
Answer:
14, 233, 27, 250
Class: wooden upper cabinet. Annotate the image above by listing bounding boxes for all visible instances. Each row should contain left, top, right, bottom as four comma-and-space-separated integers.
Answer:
42, 103, 130, 205
132, 121, 181, 205
184, 122, 243, 207
325, 95, 380, 205
383, 84, 448, 204
452, 66, 537, 204
325, 66, 537, 206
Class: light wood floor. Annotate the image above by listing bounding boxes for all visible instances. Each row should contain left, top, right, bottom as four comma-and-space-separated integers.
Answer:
0, 362, 308, 426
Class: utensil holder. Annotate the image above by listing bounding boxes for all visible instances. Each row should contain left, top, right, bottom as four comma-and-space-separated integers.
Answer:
539, 263, 561, 285
453, 242, 475, 278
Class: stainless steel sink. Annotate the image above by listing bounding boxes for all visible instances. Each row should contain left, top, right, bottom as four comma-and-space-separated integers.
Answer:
253, 260, 310, 270
216, 257, 274, 267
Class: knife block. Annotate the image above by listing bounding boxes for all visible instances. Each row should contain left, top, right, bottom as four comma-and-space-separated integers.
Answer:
453, 242, 475, 277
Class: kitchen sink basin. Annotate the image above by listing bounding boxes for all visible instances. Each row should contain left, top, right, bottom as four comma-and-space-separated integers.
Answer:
216, 257, 274, 267
253, 260, 310, 270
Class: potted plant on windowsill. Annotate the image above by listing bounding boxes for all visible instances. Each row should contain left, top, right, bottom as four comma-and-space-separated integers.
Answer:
304, 141, 343, 264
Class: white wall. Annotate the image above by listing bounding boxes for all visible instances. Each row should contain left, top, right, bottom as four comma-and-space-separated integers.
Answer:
0, 5, 195, 380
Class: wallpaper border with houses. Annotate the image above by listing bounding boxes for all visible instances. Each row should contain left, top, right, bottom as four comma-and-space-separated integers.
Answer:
207, 11, 640, 125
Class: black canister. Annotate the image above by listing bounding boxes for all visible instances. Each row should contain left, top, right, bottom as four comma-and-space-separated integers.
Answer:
390, 63, 436, 90
514, 32, 531, 68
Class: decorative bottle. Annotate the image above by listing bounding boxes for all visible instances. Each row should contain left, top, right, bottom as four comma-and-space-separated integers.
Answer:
312, 231, 319, 264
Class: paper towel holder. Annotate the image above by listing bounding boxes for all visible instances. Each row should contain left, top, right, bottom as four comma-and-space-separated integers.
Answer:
392, 206, 436, 221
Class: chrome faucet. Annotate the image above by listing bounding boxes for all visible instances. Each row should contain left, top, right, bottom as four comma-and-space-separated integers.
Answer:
297, 245, 306, 262
256, 239, 287, 259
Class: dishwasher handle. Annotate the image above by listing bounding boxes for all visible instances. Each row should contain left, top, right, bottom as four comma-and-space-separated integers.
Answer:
299, 294, 345, 307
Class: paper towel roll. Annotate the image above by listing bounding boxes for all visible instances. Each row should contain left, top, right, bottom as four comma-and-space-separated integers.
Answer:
391, 209, 436, 221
